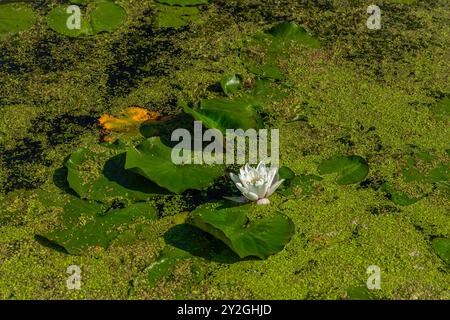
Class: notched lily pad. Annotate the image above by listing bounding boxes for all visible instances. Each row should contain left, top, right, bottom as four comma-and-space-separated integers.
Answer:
66, 146, 165, 204
181, 98, 263, 134
125, 137, 226, 194
318, 155, 369, 185
0, 3, 37, 36
189, 202, 295, 259
42, 201, 158, 255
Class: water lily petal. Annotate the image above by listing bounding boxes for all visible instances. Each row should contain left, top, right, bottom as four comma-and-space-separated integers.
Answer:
230, 172, 241, 185
267, 179, 285, 196
223, 196, 248, 203
243, 191, 259, 201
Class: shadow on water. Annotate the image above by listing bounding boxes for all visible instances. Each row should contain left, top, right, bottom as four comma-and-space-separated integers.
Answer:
164, 224, 247, 264
34, 235, 69, 254
102, 153, 168, 195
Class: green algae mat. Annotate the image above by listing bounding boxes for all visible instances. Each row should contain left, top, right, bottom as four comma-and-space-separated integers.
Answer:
0, 0, 449, 300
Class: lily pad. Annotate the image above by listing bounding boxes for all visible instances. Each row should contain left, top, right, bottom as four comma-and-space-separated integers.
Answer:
125, 137, 226, 194
155, 4, 200, 28
43, 201, 157, 255
66, 147, 165, 204
381, 183, 423, 206
189, 202, 295, 259
147, 247, 191, 287
47, 5, 93, 37
241, 22, 320, 79
280, 174, 323, 196
181, 98, 263, 134
431, 238, 450, 265
90, 1, 126, 33
318, 155, 369, 185
47, 2, 126, 37
220, 74, 242, 95
156, 0, 209, 6
0, 3, 37, 36
278, 166, 295, 180
267, 21, 320, 48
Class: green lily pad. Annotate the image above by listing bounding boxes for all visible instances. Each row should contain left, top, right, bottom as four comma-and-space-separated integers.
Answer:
90, 1, 126, 33
431, 97, 450, 118
47, 5, 93, 37
279, 166, 295, 180
280, 174, 323, 196
345, 286, 374, 300
318, 155, 369, 185
0, 3, 36, 36
181, 98, 263, 134
156, 0, 209, 6
47, 2, 125, 37
249, 78, 289, 101
432, 238, 450, 265
267, 21, 320, 48
241, 22, 320, 79
155, 4, 200, 28
147, 247, 191, 287
43, 201, 157, 255
66, 147, 165, 204
125, 137, 226, 194
220, 74, 242, 96
189, 202, 295, 259
381, 183, 423, 206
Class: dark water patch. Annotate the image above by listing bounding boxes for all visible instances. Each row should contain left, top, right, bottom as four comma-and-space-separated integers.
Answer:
29, 113, 98, 146
368, 205, 401, 215
0, 137, 50, 193
1, 138, 48, 168
106, 17, 186, 97
33, 34, 71, 73
358, 176, 384, 191
0, 45, 32, 75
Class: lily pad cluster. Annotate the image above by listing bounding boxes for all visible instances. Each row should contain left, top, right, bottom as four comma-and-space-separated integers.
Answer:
241, 21, 320, 80
47, 0, 126, 37
154, 0, 209, 29
0, 0, 126, 37
382, 149, 449, 206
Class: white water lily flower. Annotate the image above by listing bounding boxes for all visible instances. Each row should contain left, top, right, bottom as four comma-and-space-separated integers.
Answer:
227, 162, 284, 205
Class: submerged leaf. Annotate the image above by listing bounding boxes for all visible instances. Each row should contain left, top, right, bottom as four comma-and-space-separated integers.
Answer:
155, 4, 200, 28
189, 202, 295, 259
43, 201, 158, 255
318, 155, 369, 185
432, 238, 450, 265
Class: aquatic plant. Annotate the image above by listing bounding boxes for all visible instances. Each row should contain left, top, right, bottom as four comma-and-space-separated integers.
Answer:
228, 162, 284, 205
